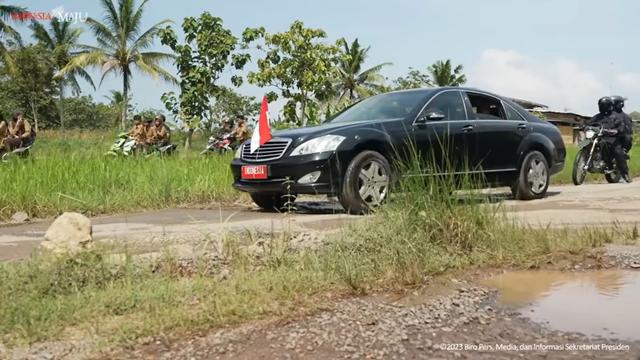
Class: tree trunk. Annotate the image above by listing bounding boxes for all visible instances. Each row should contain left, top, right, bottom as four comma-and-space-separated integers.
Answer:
185, 128, 193, 149
300, 98, 307, 127
58, 83, 65, 130
121, 73, 129, 130
30, 99, 38, 132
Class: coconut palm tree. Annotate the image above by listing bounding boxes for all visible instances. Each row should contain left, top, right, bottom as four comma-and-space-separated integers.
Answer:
104, 90, 131, 127
427, 59, 467, 87
335, 38, 390, 102
31, 18, 96, 128
0, 2, 26, 72
61, 0, 176, 129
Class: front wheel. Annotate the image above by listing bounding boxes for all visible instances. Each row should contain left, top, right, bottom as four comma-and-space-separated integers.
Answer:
572, 148, 589, 185
512, 151, 549, 200
338, 151, 392, 214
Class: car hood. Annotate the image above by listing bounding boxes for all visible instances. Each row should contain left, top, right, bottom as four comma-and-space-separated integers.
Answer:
272, 119, 395, 143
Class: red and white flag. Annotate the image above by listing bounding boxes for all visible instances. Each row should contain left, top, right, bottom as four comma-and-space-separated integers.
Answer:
250, 96, 272, 153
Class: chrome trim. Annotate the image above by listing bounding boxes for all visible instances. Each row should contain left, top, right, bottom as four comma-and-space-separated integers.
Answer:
241, 137, 292, 162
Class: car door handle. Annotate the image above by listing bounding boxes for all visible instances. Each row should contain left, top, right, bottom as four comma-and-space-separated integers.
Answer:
461, 124, 474, 133
517, 123, 527, 130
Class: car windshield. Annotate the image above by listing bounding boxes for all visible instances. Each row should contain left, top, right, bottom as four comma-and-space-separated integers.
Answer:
327, 91, 430, 123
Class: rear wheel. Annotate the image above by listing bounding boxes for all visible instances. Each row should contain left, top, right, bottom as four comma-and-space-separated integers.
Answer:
250, 192, 292, 212
572, 148, 589, 185
338, 151, 391, 214
512, 151, 549, 200
605, 171, 621, 183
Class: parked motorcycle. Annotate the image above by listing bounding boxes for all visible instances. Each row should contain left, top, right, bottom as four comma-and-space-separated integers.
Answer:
201, 133, 234, 155
572, 125, 626, 185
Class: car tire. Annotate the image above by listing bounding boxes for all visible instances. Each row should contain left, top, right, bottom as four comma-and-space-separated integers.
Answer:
338, 150, 392, 214
250, 192, 290, 212
512, 151, 549, 200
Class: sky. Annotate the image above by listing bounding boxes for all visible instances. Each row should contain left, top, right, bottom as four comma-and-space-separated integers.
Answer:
11, 0, 640, 117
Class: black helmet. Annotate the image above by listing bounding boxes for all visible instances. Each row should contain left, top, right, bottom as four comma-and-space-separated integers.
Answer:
598, 96, 614, 114
611, 95, 626, 112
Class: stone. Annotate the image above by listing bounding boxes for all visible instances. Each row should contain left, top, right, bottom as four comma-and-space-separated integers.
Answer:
40, 212, 93, 254
10, 211, 29, 223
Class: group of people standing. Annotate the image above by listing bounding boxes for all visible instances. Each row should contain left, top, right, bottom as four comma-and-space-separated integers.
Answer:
0, 111, 35, 154
127, 114, 171, 148
589, 96, 634, 183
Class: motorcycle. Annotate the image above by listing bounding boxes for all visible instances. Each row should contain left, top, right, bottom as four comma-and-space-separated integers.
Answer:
106, 132, 139, 156
572, 125, 626, 185
1, 144, 32, 162
201, 133, 234, 155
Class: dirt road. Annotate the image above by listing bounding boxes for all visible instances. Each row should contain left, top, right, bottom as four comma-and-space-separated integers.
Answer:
1, 181, 639, 261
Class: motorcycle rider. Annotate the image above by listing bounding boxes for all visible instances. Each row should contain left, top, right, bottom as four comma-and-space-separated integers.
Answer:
5, 111, 35, 151
611, 96, 633, 154
588, 97, 631, 183
150, 114, 171, 147
128, 115, 146, 145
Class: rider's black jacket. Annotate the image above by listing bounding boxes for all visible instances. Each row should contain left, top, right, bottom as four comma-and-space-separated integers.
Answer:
613, 111, 633, 135
588, 112, 626, 143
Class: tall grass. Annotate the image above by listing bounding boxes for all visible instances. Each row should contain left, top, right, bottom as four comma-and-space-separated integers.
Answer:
0, 130, 239, 220
0, 155, 622, 349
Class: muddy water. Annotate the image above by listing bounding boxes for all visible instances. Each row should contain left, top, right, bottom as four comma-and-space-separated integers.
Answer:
483, 270, 640, 340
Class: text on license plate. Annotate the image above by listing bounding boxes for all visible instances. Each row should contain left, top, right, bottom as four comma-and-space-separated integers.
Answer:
241, 165, 268, 179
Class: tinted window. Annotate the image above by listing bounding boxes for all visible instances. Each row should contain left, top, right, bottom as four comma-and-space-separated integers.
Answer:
422, 91, 466, 121
504, 103, 525, 121
328, 91, 429, 123
466, 92, 506, 120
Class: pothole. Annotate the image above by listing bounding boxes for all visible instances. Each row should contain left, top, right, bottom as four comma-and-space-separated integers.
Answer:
483, 270, 640, 340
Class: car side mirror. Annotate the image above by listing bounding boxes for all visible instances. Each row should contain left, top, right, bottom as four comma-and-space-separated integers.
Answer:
418, 111, 446, 123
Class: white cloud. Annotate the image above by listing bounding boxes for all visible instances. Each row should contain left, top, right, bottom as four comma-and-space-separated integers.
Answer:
468, 49, 610, 114
616, 73, 640, 91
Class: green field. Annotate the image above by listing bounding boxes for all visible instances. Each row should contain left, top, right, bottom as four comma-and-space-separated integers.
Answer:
0, 130, 240, 220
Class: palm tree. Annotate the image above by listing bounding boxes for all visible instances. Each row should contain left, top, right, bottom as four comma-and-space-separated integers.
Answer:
61, 0, 176, 129
0, 2, 26, 72
104, 90, 131, 127
427, 59, 467, 87
31, 18, 96, 129
335, 38, 390, 102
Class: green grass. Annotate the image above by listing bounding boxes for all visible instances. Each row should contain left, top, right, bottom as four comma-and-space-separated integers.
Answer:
0, 130, 240, 220
553, 143, 640, 184
0, 167, 627, 350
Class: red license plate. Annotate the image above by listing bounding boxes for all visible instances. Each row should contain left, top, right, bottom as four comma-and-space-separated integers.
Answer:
241, 165, 268, 179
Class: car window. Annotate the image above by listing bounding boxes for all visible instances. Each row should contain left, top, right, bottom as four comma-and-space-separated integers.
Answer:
328, 91, 430, 123
465, 92, 507, 120
422, 91, 466, 121
504, 103, 525, 121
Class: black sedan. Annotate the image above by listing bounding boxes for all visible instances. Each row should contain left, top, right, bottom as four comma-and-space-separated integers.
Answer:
231, 87, 566, 213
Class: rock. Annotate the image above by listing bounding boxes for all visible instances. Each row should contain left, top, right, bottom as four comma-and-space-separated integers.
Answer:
40, 212, 93, 254
630, 262, 640, 269
10, 211, 30, 223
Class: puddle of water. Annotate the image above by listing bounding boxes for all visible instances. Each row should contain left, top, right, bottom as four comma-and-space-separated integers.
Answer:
483, 270, 640, 341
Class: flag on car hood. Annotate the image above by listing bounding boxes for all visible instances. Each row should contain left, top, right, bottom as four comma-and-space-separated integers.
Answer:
250, 96, 272, 153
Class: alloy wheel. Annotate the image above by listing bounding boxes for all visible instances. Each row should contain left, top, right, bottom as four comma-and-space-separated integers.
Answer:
357, 160, 389, 207
527, 159, 548, 194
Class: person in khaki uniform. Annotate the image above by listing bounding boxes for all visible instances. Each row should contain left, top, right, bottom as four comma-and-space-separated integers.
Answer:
4, 111, 35, 151
128, 115, 146, 145
150, 114, 171, 146
231, 116, 250, 148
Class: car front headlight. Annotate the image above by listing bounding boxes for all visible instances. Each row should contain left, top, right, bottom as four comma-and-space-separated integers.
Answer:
290, 135, 346, 156
585, 129, 596, 139
234, 144, 243, 159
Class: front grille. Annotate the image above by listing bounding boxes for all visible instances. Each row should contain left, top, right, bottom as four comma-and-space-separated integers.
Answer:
241, 138, 292, 162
